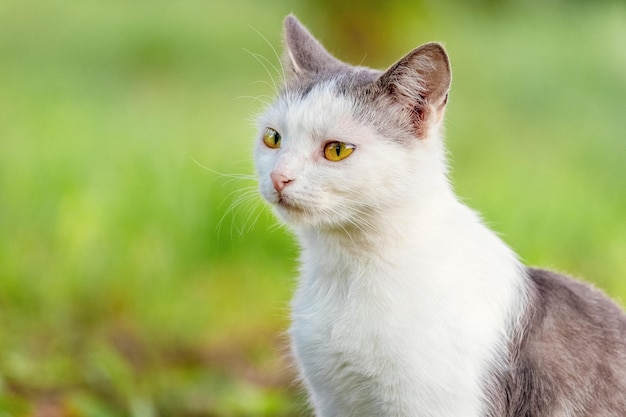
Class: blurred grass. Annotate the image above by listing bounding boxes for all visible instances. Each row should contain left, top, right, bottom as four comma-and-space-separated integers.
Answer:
0, 0, 624, 415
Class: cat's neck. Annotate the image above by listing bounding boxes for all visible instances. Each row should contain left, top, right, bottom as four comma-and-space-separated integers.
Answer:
295, 184, 525, 300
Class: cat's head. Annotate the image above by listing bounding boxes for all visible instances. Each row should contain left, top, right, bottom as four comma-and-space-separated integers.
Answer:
255, 15, 451, 231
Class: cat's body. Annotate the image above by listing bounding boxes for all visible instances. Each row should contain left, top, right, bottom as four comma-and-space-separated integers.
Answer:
254, 15, 626, 417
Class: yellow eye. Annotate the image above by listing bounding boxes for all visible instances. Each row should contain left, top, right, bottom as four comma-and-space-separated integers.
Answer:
324, 141, 355, 161
262, 128, 281, 149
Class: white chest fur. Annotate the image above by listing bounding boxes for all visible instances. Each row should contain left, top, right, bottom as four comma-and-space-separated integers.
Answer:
289, 200, 525, 417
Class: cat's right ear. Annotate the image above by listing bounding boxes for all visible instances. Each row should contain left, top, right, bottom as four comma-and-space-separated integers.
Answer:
282, 15, 342, 79
377, 43, 451, 138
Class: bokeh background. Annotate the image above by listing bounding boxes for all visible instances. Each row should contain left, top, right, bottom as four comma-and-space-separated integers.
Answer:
1, 0, 625, 415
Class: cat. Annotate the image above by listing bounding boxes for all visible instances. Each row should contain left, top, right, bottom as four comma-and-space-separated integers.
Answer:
254, 14, 626, 417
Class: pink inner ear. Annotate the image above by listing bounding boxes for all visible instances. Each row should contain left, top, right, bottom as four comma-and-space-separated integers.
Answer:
378, 43, 451, 109
374, 44, 451, 139
410, 103, 432, 139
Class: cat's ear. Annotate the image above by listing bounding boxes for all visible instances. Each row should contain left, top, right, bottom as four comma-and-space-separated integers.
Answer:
283, 15, 343, 79
377, 43, 451, 137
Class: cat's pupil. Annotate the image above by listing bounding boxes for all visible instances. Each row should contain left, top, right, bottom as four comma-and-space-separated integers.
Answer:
335, 144, 341, 157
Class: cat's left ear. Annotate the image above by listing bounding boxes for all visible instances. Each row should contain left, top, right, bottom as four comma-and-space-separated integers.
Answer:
377, 43, 451, 137
282, 15, 343, 79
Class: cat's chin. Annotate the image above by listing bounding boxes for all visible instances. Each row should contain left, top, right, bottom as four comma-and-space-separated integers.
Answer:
273, 200, 333, 229
272, 198, 309, 225
274, 205, 356, 232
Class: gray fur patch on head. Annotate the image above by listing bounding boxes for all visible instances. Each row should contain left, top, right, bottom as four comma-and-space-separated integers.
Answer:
281, 15, 451, 142
278, 66, 415, 145
281, 65, 375, 99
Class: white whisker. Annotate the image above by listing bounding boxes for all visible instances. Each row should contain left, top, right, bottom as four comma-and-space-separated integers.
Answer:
217, 190, 261, 237
243, 48, 279, 94
192, 156, 270, 237
248, 25, 286, 82
250, 50, 284, 84
267, 220, 285, 233
231, 95, 271, 106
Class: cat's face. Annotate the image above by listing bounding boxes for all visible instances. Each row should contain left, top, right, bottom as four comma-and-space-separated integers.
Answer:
256, 82, 414, 230
255, 16, 452, 231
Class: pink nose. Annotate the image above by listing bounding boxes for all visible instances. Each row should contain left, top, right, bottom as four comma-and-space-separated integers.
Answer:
270, 172, 293, 192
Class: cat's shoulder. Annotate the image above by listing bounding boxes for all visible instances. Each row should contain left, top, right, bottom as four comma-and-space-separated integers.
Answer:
526, 267, 626, 331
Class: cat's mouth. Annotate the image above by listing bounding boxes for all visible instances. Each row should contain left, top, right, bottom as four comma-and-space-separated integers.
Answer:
276, 194, 305, 213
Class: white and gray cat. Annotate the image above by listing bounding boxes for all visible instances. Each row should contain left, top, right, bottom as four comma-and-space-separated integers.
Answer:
254, 15, 626, 417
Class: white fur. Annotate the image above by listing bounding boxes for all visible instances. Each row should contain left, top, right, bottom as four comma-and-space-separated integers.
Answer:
255, 82, 527, 417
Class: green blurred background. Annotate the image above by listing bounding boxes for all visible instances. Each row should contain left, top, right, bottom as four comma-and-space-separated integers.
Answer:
0, 0, 624, 415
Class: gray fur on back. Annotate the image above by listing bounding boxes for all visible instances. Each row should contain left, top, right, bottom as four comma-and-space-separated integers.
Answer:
486, 268, 626, 416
